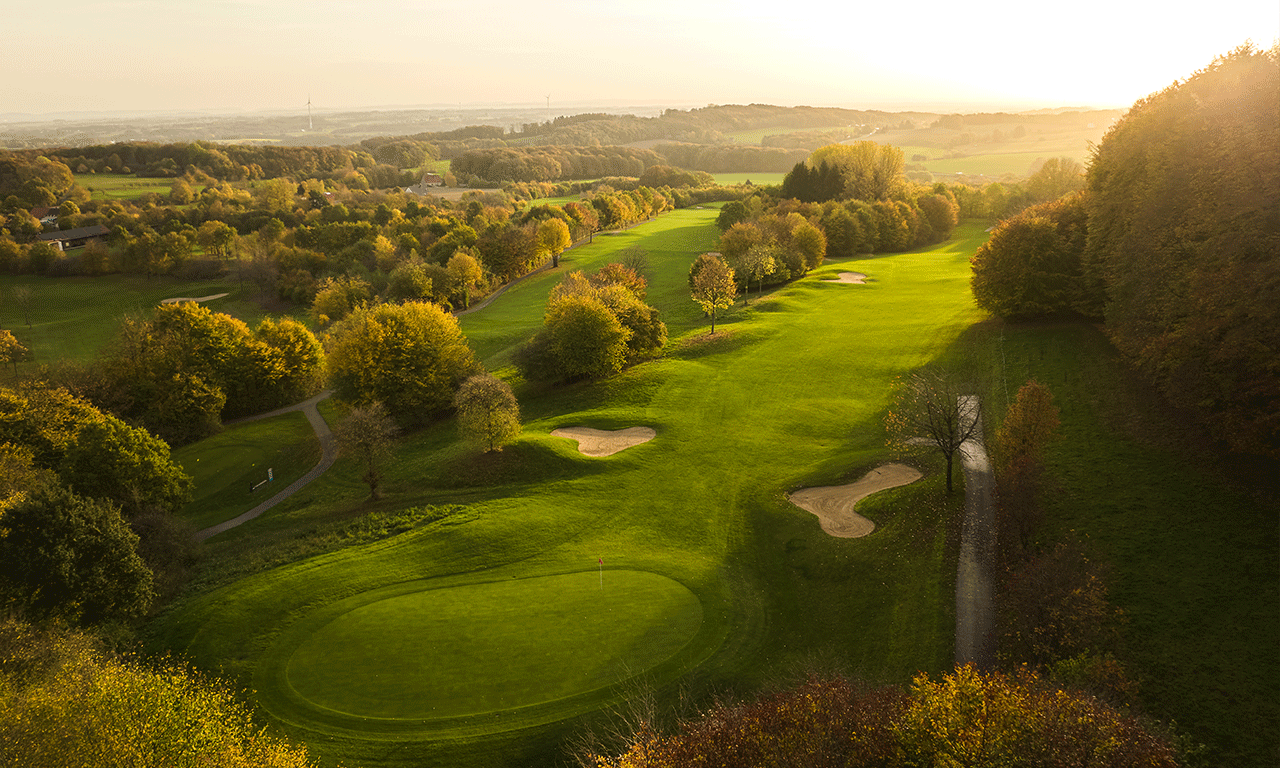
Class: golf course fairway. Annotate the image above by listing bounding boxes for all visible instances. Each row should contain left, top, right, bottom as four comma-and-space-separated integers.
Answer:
281, 571, 702, 720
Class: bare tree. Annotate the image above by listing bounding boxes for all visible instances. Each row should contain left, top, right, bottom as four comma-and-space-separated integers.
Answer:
885, 367, 983, 493
12, 286, 33, 328
334, 401, 399, 500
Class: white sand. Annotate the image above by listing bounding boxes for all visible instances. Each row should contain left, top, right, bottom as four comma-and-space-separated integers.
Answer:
789, 463, 923, 538
161, 293, 230, 304
824, 272, 868, 284
552, 426, 656, 457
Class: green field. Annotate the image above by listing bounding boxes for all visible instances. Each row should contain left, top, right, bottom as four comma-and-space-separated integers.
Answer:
149, 210, 981, 766
73, 173, 176, 200
0, 275, 304, 366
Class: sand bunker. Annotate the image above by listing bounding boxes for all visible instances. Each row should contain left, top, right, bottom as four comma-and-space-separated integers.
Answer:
161, 293, 230, 304
824, 272, 868, 284
551, 426, 656, 457
789, 463, 922, 538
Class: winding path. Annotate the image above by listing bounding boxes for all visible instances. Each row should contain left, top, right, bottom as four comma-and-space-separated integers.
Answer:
954, 395, 996, 668
194, 390, 337, 542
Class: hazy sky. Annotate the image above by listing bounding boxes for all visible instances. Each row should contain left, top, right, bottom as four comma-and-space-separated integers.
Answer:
4, 0, 1277, 116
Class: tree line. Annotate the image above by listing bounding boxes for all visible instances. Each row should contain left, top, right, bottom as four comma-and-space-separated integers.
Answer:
970, 44, 1278, 456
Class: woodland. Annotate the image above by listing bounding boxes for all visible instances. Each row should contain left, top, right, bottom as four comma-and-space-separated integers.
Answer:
0, 45, 1276, 768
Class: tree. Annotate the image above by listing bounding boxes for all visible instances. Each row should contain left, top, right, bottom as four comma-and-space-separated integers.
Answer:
536, 217, 572, 268
0, 619, 319, 767
334, 401, 398, 500
0, 329, 27, 374
11, 285, 32, 327
790, 220, 827, 271
0, 484, 154, 625
733, 244, 777, 303
60, 417, 194, 519
715, 200, 749, 232
1027, 157, 1085, 202
995, 380, 1060, 557
689, 252, 736, 333
544, 295, 631, 380
446, 251, 484, 309
885, 367, 983, 493
309, 275, 370, 327
325, 301, 477, 426
454, 373, 521, 452
970, 193, 1096, 320
387, 259, 434, 302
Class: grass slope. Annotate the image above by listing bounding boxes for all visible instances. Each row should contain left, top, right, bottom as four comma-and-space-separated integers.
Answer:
940, 322, 1279, 768
149, 215, 987, 767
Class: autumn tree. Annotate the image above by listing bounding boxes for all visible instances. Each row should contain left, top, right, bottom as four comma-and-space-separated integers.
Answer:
1027, 157, 1085, 202
970, 193, 1095, 321
0, 329, 27, 374
536, 216, 572, 268
885, 367, 983, 493
446, 250, 484, 309
732, 244, 777, 303
596, 666, 1176, 768
0, 619, 319, 767
689, 252, 736, 333
309, 274, 369, 328
995, 380, 1060, 557
334, 401, 399, 500
1085, 44, 1280, 455
454, 373, 521, 452
325, 300, 477, 426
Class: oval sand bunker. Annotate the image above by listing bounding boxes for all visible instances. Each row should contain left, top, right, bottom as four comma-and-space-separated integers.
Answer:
789, 463, 922, 538
824, 272, 868, 284
552, 426, 655, 456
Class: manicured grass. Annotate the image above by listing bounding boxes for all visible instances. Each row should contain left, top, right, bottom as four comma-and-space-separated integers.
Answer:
281, 570, 701, 720
923, 149, 1090, 177
170, 411, 320, 530
0, 274, 305, 366
939, 322, 1279, 767
148, 214, 987, 767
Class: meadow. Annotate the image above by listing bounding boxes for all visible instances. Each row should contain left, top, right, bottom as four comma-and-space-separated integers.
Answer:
72, 173, 176, 200
147, 210, 985, 767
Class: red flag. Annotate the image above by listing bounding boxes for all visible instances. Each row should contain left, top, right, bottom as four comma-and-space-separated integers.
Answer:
598, 557, 603, 565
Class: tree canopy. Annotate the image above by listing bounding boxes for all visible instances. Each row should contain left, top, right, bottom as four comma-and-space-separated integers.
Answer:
325, 300, 477, 426
1085, 44, 1280, 455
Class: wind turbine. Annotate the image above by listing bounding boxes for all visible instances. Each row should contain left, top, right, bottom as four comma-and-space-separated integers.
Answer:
306, 95, 313, 131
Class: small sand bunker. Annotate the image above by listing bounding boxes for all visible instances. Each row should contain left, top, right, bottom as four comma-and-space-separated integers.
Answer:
552, 426, 656, 457
789, 463, 922, 538
161, 293, 230, 304
824, 272, 868, 284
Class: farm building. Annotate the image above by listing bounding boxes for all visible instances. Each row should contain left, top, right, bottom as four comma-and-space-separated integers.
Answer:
38, 224, 110, 251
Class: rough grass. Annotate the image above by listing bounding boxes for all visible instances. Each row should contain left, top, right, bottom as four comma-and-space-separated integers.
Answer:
147, 213, 987, 767
940, 321, 1280, 768
710, 172, 785, 186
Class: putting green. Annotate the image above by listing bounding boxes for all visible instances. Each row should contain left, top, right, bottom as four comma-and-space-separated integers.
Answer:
284, 570, 702, 720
